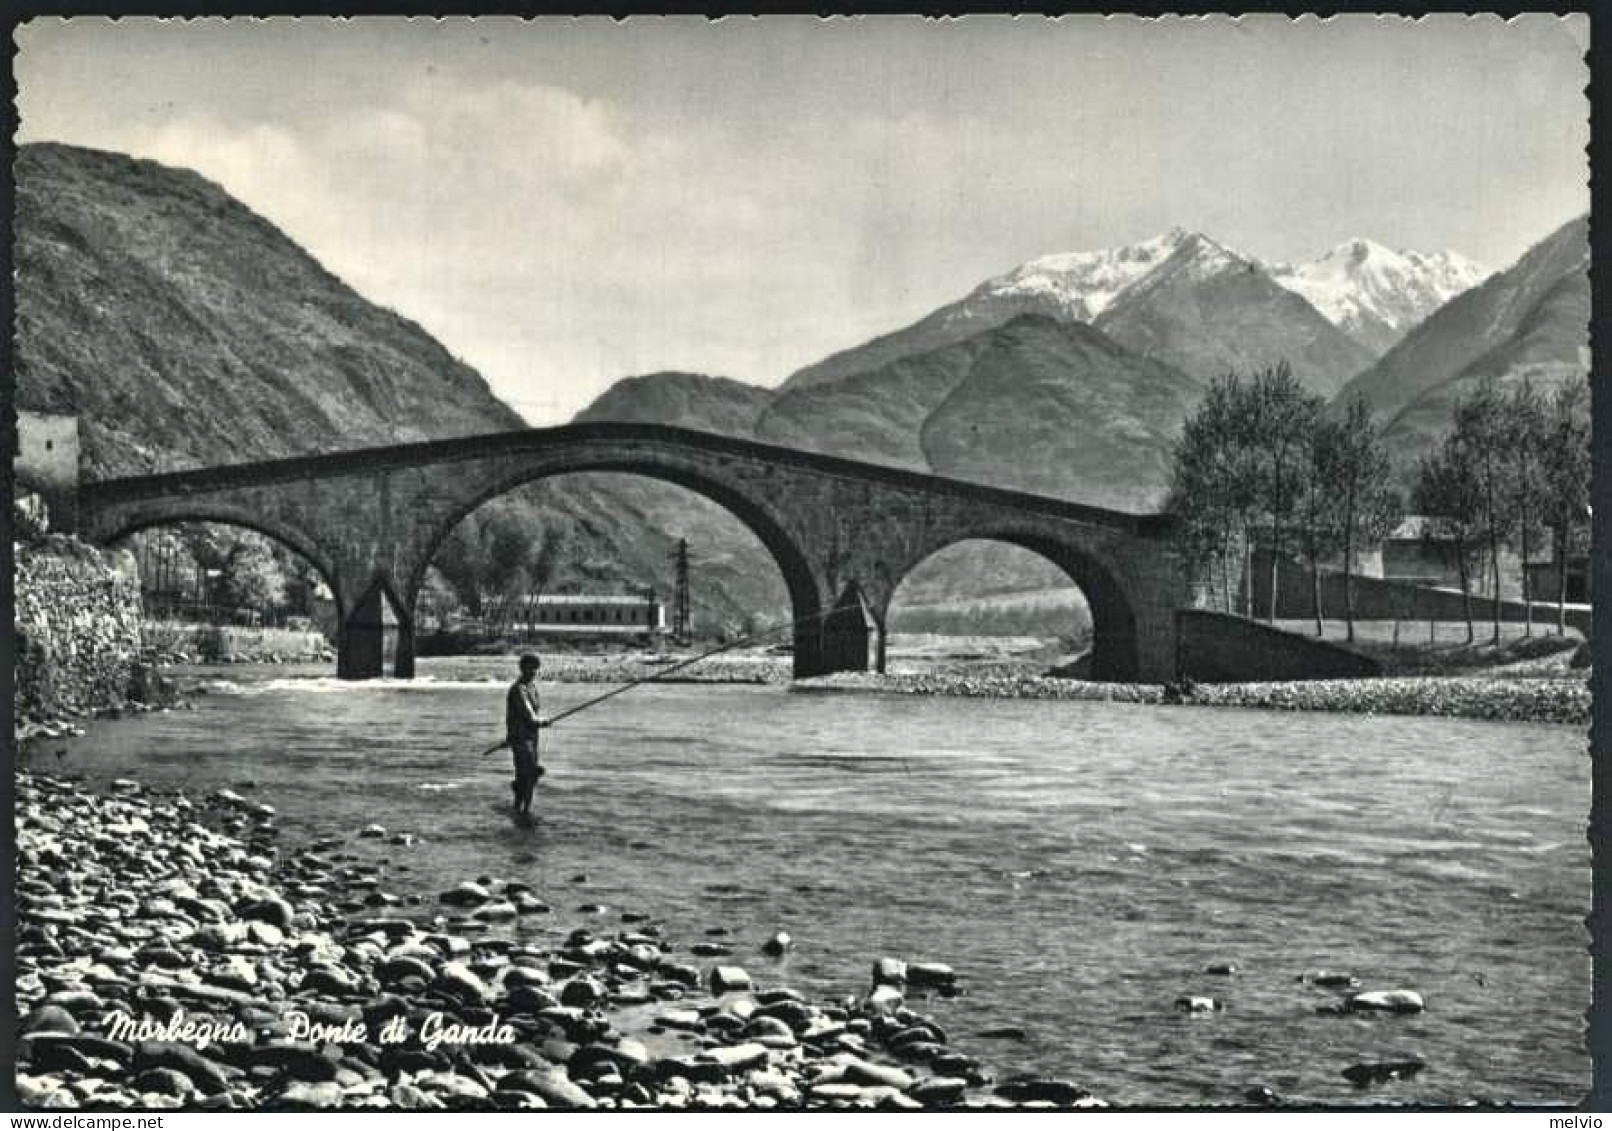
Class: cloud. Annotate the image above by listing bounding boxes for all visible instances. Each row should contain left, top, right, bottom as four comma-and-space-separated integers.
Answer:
13, 16, 1589, 425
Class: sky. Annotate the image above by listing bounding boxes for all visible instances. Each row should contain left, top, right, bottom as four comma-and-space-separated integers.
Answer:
14, 15, 1591, 424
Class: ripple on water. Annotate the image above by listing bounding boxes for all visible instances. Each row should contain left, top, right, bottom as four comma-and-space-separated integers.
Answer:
54, 663, 1592, 1106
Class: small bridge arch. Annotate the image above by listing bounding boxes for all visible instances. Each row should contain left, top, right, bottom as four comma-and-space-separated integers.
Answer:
882, 528, 1144, 682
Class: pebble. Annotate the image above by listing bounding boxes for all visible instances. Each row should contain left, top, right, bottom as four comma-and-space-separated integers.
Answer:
709, 966, 753, 995
1345, 989, 1425, 1014
905, 961, 956, 989
872, 957, 907, 986
1343, 1059, 1426, 1087
995, 1078, 1093, 1105
440, 881, 491, 907
10, 770, 1083, 1113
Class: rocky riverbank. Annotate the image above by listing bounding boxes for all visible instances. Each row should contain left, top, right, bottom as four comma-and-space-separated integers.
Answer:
791, 670, 1588, 726
1182, 675, 1588, 726
14, 772, 1104, 1111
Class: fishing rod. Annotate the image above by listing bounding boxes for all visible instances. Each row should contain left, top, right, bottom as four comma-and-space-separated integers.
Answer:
478, 604, 840, 755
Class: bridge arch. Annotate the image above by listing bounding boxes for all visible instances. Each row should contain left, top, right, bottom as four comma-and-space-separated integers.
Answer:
888, 528, 1144, 682
93, 503, 343, 609
403, 452, 826, 656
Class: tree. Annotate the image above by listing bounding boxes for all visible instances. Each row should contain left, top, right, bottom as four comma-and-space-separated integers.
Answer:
1413, 442, 1485, 643
216, 538, 287, 615
1448, 380, 1512, 644
1325, 395, 1402, 643
1247, 363, 1323, 623
1538, 375, 1591, 633
1296, 416, 1347, 637
1169, 374, 1262, 614
1501, 380, 1548, 635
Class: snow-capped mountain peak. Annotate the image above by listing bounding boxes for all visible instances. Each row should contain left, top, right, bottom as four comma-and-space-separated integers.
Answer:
1267, 240, 1488, 353
959, 229, 1189, 323
948, 227, 1259, 328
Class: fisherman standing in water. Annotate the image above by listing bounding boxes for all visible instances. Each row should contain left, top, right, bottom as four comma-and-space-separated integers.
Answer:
504, 654, 550, 815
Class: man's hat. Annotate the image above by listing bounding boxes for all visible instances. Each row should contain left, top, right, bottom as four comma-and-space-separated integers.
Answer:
519, 654, 541, 671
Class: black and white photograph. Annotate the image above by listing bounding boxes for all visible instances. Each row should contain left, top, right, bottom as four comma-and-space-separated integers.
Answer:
5, 12, 1596, 1114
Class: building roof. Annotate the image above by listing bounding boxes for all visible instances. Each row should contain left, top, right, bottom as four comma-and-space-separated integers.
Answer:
1385, 515, 1445, 541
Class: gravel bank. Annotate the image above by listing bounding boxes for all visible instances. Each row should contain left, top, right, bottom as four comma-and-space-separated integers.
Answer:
1183, 676, 1588, 726
14, 772, 1104, 1112
791, 670, 1587, 725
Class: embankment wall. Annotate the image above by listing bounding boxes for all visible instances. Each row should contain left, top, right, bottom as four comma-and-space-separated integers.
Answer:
15, 536, 143, 719
142, 621, 333, 663
1176, 609, 1382, 683
1247, 553, 1590, 635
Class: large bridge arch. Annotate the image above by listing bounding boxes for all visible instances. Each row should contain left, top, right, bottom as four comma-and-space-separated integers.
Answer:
884, 526, 1147, 682
398, 450, 832, 669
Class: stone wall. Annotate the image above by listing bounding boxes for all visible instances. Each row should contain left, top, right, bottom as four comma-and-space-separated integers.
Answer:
1246, 551, 1591, 635
15, 536, 143, 720
1176, 609, 1382, 683
141, 622, 334, 664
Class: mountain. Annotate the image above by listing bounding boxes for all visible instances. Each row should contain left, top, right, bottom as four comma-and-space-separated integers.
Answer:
13, 142, 786, 634
782, 228, 1375, 400
1268, 240, 1489, 355
572, 370, 773, 436
1089, 232, 1374, 398
1330, 215, 1589, 470
755, 331, 998, 471
758, 315, 1202, 510
921, 318, 1204, 507
14, 142, 525, 478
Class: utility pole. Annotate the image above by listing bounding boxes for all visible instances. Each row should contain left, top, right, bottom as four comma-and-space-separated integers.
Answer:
671, 538, 692, 645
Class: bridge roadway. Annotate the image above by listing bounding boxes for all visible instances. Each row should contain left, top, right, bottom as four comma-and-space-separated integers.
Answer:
70, 423, 1189, 682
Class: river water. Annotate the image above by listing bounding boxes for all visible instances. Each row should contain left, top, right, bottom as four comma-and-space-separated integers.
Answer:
39, 657, 1590, 1106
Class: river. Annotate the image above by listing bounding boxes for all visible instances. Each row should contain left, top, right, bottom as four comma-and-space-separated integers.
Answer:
37, 657, 1590, 1106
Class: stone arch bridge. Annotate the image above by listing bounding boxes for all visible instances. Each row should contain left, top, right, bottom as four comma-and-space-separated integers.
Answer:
71, 424, 1189, 682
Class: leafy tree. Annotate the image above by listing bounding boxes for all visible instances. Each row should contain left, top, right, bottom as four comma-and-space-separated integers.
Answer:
1447, 380, 1512, 644
1296, 417, 1347, 636
1246, 363, 1323, 622
1326, 395, 1402, 643
1412, 441, 1486, 643
216, 538, 287, 614
1539, 375, 1591, 633
431, 522, 486, 615
1169, 374, 1262, 615
1501, 380, 1548, 635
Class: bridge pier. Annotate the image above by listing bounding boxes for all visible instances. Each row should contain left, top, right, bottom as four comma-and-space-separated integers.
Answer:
793, 584, 880, 679
338, 583, 413, 680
